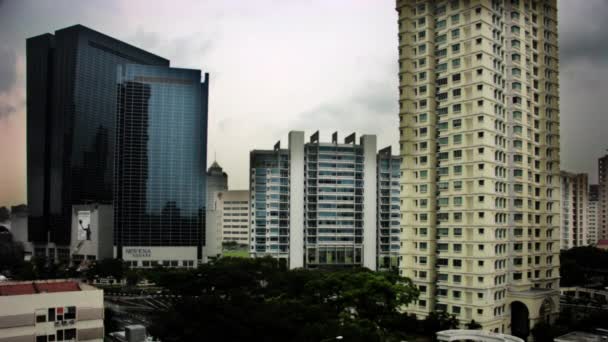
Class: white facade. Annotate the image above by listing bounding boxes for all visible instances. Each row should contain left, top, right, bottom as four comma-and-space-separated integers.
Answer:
588, 185, 599, 245
0, 280, 104, 342
118, 246, 197, 268
250, 131, 397, 270
559, 172, 588, 249
204, 190, 250, 261
70, 204, 114, 265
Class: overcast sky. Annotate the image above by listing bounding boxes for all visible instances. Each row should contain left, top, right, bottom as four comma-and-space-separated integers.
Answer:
0, 0, 607, 206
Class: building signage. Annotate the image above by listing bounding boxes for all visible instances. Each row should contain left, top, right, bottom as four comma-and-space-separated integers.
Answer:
77, 211, 92, 241
124, 248, 152, 258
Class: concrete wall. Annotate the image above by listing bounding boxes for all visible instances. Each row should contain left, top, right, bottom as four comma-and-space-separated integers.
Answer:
361, 135, 377, 270
288, 131, 305, 269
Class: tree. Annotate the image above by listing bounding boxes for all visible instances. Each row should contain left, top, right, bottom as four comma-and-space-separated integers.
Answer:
85, 258, 126, 280
423, 311, 459, 340
0, 207, 9, 222
466, 319, 482, 330
125, 269, 142, 286
148, 258, 419, 342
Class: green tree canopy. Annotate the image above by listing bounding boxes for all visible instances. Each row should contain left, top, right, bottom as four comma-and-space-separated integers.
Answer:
148, 257, 419, 342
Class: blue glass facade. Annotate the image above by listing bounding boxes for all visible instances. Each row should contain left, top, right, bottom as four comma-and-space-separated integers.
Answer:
27, 25, 169, 245
114, 65, 208, 255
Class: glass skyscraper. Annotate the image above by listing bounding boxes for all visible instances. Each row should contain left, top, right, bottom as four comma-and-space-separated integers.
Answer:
114, 65, 209, 264
27, 25, 169, 247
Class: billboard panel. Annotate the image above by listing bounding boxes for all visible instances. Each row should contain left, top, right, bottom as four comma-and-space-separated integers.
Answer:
77, 211, 92, 241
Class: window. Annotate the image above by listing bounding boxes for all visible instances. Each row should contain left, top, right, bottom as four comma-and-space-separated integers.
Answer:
451, 14, 460, 24
436, 19, 447, 29
512, 25, 521, 34
452, 44, 461, 53
48, 308, 55, 322
36, 314, 46, 323
452, 88, 461, 97
64, 307, 76, 320
452, 73, 461, 82
452, 119, 462, 128
451, 29, 460, 39
453, 103, 462, 113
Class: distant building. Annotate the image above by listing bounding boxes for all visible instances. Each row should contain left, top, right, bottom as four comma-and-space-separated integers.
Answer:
206, 162, 228, 210
205, 190, 250, 261
588, 184, 599, 245
249, 131, 399, 270
204, 161, 228, 255
560, 172, 589, 249
598, 155, 608, 240
0, 279, 104, 341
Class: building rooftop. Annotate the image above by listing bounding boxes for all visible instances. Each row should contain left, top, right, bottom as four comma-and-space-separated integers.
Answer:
0, 279, 97, 296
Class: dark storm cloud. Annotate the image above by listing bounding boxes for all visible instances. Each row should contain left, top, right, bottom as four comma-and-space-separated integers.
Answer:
294, 79, 397, 134
560, 0, 608, 66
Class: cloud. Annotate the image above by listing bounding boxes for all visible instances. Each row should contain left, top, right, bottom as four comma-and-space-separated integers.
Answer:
293, 79, 397, 135
0, 103, 16, 119
559, 0, 608, 66
0, 48, 17, 94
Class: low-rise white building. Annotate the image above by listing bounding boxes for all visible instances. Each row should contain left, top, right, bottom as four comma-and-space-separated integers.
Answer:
0, 279, 104, 342
204, 190, 250, 261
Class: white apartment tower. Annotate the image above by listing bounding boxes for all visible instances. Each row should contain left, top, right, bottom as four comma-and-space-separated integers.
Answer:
559, 172, 588, 249
250, 131, 400, 270
397, 0, 560, 338
597, 155, 608, 240
588, 184, 599, 245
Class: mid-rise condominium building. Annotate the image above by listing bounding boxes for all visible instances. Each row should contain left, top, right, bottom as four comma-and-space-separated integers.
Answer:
559, 172, 588, 249
598, 155, 608, 240
0, 280, 104, 342
396, 0, 560, 338
249, 131, 400, 270
588, 184, 599, 245
205, 190, 250, 260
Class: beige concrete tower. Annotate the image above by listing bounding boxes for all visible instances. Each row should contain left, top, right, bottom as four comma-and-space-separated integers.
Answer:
559, 172, 588, 249
396, 0, 560, 338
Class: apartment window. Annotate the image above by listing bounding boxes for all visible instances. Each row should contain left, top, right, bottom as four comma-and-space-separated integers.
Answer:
453, 103, 462, 113
453, 181, 462, 190
512, 26, 521, 34
452, 88, 461, 97
451, 29, 460, 39
437, 34, 447, 44
451, 14, 460, 24
452, 44, 461, 53
453, 134, 462, 144
476, 38, 482, 45
453, 119, 462, 128
437, 20, 447, 29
